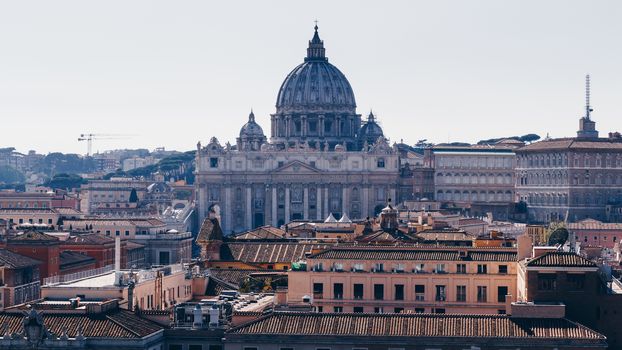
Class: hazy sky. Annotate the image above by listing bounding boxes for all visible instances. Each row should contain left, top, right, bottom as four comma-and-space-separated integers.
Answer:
1, 0, 621, 155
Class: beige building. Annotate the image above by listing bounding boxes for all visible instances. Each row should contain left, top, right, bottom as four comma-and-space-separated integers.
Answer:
41, 264, 192, 311
288, 246, 517, 314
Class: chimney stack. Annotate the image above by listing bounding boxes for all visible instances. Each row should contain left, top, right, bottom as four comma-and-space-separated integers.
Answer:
115, 236, 121, 271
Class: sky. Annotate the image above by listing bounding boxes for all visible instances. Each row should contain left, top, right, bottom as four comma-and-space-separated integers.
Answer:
1, 0, 621, 155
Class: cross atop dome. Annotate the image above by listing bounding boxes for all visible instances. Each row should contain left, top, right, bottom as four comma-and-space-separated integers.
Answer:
248, 108, 255, 122
306, 23, 327, 62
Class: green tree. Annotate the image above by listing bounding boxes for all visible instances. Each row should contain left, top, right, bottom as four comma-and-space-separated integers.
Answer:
45, 173, 85, 190
129, 188, 139, 203
0, 165, 25, 184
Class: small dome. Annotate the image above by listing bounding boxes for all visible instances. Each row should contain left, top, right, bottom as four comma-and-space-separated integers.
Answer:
359, 111, 384, 141
239, 110, 265, 138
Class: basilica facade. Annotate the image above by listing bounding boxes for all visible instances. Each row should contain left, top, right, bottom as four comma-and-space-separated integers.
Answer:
195, 26, 401, 233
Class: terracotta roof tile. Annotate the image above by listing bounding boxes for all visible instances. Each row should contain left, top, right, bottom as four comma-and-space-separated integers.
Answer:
223, 243, 330, 263
526, 251, 597, 268
0, 249, 41, 268
0, 310, 162, 338
228, 312, 605, 340
309, 247, 516, 262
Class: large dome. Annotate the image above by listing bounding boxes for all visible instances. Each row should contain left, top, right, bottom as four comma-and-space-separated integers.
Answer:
275, 26, 356, 112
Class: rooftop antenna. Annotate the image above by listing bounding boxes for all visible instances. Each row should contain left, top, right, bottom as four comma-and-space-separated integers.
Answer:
585, 74, 593, 120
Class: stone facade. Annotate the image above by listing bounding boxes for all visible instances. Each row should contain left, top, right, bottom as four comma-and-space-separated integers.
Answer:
428, 144, 519, 219
196, 138, 399, 233
195, 26, 400, 234
516, 123, 622, 223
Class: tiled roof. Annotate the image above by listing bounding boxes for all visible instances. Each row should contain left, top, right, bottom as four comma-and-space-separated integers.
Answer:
0, 310, 162, 338
526, 252, 597, 268
517, 137, 622, 152
0, 249, 41, 268
231, 226, 286, 240
567, 219, 622, 230
228, 312, 604, 340
8, 230, 59, 243
125, 241, 145, 250
63, 218, 166, 228
60, 251, 96, 269
197, 218, 223, 242
223, 243, 330, 263
63, 234, 115, 245
309, 247, 516, 262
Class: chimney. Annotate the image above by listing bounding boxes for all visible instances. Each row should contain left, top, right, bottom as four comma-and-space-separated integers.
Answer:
115, 236, 121, 271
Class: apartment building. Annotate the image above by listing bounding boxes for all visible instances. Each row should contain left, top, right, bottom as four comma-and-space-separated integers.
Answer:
288, 246, 517, 314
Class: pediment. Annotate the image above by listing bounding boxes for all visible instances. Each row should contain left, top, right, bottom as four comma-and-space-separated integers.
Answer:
272, 160, 322, 174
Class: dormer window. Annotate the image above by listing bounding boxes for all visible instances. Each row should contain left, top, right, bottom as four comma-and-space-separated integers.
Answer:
377, 158, 385, 168
210, 157, 219, 168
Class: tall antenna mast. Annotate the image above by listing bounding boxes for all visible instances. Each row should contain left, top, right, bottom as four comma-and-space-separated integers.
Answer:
585, 74, 593, 120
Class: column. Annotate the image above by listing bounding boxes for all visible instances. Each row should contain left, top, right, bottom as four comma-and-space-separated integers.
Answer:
271, 116, 276, 138
285, 116, 290, 138
303, 187, 309, 220
285, 187, 291, 223
390, 188, 397, 204
362, 186, 370, 218
272, 187, 277, 227
316, 187, 322, 220
319, 115, 325, 137
264, 186, 271, 226
301, 115, 307, 137
224, 187, 232, 234
246, 187, 252, 230
323, 187, 329, 217
336, 116, 341, 136
341, 187, 348, 215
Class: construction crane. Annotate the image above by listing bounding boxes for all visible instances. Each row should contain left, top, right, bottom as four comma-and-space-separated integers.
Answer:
78, 133, 129, 156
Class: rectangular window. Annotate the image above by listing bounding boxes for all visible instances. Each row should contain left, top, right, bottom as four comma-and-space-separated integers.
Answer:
209, 346, 223, 350
374, 284, 384, 300
394, 307, 404, 313
435, 264, 446, 273
434, 308, 446, 314
456, 285, 467, 302
373, 263, 384, 272
209, 157, 219, 168
125, 230, 130, 236
394, 284, 404, 300
333, 283, 343, 299
477, 286, 488, 302
169, 346, 183, 350
415, 284, 425, 301
414, 263, 425, 273
377, 158, 385, 168
313, 283, 323, 299
414, 308, 424, 314
189, 346, 202, 350
538, 274, 557, 291
333, 306, 343, 313
353, 284, 364, 299
567, 274, 585, 290
374, 307, 383, 313
497, 286, 508, 303
477, 264, 488, 274
498, 265, 508, 274
435, 285, 446, 301
353, 307, 364, 313
244, 347, 258, 350
456, 264, 467, 274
